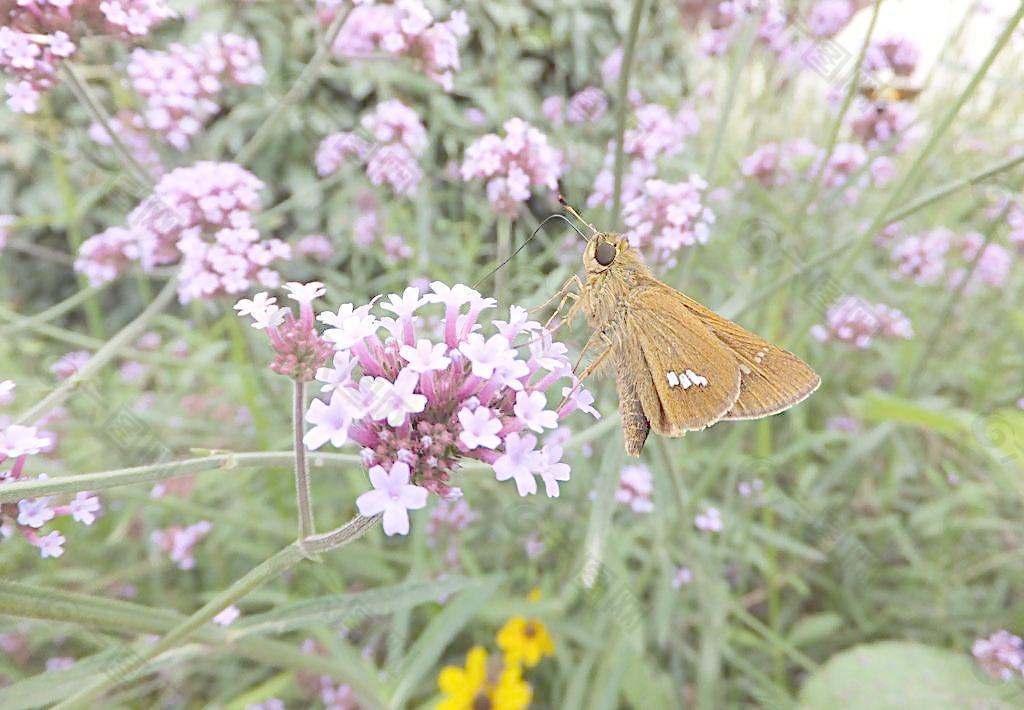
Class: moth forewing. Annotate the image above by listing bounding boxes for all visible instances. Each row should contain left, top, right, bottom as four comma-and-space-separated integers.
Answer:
666, 290, 822, 420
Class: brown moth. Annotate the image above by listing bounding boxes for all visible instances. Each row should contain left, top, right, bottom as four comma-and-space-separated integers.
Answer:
549, 202, 820, 457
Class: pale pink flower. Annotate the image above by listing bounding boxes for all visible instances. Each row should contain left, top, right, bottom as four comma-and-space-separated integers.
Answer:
356, 461, 429, 536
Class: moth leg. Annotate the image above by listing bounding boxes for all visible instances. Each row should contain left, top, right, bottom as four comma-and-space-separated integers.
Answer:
542, 274, 584, 330
557, 344, 613, 410
573, 325, 614, 375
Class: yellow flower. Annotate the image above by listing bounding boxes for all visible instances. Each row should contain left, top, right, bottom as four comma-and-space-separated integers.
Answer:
437, 646, 532, 710
527, 587, 542, 603
496, 617, 555, 668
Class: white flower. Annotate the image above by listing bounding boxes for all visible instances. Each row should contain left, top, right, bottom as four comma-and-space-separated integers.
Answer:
457, 406, 502, 450
355, 461, 429, 536
399, 339, 451, 373
365, 368, 427, 427
283, 281, 325, 304
513, 391, 558, 433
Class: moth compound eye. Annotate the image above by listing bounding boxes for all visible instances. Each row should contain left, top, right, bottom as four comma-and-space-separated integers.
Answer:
595, 241, 616, 266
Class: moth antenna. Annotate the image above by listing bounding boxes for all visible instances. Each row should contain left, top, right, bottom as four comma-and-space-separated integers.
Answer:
472, 213, 586, 289
558, 194, 599, 237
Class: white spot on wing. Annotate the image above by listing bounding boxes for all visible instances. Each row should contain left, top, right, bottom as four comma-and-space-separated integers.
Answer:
667, 371, 680, 388
684, 369, 708, 387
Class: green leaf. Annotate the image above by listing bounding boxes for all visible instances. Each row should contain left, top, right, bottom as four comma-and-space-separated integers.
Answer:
235, 575, 478, 636
386, 575, 503, 709
787, 612, 844, 647
798, 641, 1024, 709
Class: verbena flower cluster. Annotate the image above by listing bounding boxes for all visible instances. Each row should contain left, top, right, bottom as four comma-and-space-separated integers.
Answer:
616, 464, 654, 514
321, 0, 469, 91
76, 162, 290, 303
621, 176, 716, 267
541, 86, 609, 126
973, 630, 1024, 681
316, 99, 427, 195
236, 281, 599, 536
889, 228, 1013, 290
0, 0, 175, 113
811, 295, 914, 348
864, 34, 920, 77
151, 520, 212, 570
461, 118, 565, 217
126, 33, 266, 151
234, 283, 333, 382
1, 404, 101, 559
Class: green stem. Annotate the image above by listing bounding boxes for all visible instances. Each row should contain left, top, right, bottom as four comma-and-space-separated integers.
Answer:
235, 5, 354, 166
0, 284, 108, 337
62, 63, 153, 188
15, 276, 177, 426
53, 515, 381, 709
795, 0, 882, 227
293, 380, 316, 544
0, 451, 361, 504
705, 9, 758, 186
610, 0, 646, 224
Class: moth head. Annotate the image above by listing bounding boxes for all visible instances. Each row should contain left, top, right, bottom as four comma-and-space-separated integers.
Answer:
584, 233, 632, 273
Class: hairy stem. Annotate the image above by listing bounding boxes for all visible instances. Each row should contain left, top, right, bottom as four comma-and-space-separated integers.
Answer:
293, 381, 316, 545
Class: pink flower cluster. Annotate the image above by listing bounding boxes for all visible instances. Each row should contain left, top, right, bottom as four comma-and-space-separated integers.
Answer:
620, 176, 716, 266
461, 118, 564, 217
740, 139, 816, 187
427, 497, 477, 551
88, 111, 165, 176
0, 0, 175, 113
316, 100, 427, 195
973, 630, 1024, 681
694, 1, 792, 57
849, 100, 917, 152
151, 520, 212, 570
324, 0, 469, 91
237, 282, 598, 536
1, 419, 101, 559
235, 283, 334, 382
864, 34, 920, 77
126, 33, 266, 150
616, 464, 654, 514
76, 162, 291, 303
588, 102, 700, 210
890, 228, 952, 285
811, 295, 914, 348
890, 228, 1014, 290
806, 0, 857, 37
542, 86, 609, 126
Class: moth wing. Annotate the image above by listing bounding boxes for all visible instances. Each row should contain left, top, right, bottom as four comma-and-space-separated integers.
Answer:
622, 284, 742, 436
670, 291, 821, 420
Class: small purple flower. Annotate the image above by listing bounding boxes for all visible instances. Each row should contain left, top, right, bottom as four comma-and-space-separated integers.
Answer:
304, 390, 359, 449
400, 340, 451, 373
493, 432, 539, 496
356, 462, 429, 536
535, 444, 570, 498
36, 530, 66, 559
695, 506, 723, 533
213, 605, 241, 626
457, 406, 502, 450
366, 368, 427, 427
17, 498, 55, 529
513, 391, 558, 433
68, 492, 101, 525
